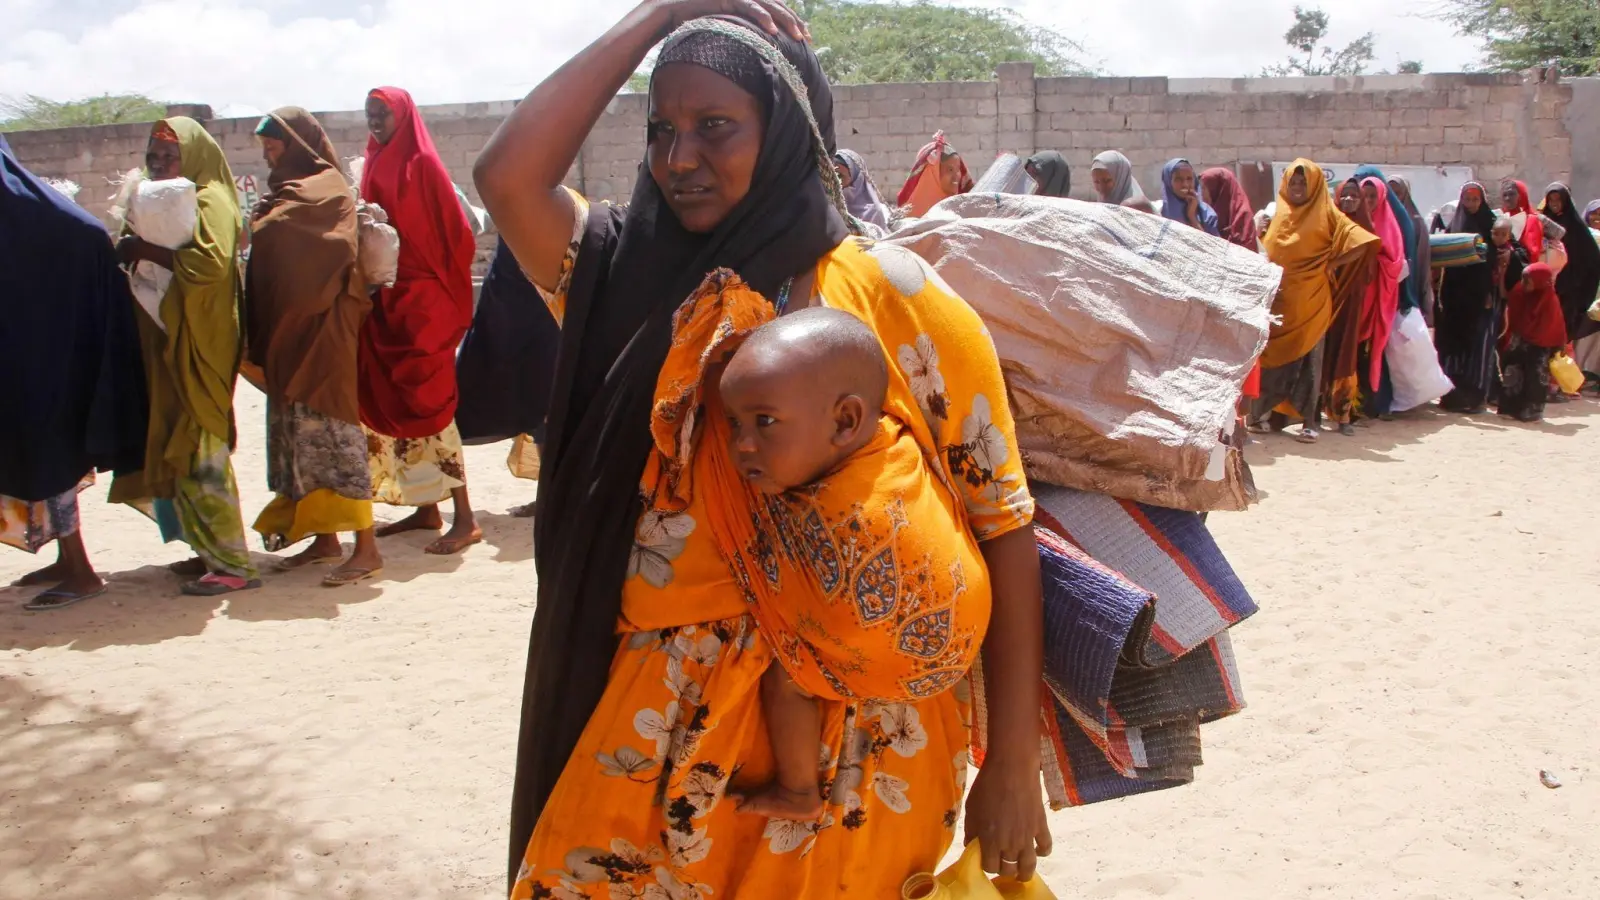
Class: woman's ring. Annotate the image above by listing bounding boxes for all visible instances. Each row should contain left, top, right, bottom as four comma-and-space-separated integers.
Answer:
1000, 855, 1020, 864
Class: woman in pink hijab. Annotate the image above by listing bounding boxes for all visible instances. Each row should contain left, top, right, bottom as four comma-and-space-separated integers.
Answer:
1357, 176, 1407, 422
897, 131, 973, 217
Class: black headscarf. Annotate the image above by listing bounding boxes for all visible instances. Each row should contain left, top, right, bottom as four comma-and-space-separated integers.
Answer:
0, 134, 148, 502
1539, 182, 1600, 341
454, 239, 560, 444
1026, 150, 1071, 198
509, 18, 848, 886
1448, 182, 1497, 240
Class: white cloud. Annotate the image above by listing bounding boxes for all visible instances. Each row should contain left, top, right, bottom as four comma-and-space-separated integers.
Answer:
0, 0, 1484, 114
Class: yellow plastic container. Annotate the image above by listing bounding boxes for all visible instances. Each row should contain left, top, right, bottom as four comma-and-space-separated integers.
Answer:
901, 841, 1058, 900
1550, 351, 1586, 395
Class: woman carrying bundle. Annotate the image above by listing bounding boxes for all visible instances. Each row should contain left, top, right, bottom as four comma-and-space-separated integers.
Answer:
246, 108, 382, 586
1436, 185, 1527, 414
475, 2, 1050, 895
359, 86, 481, 556
112, 118, 258, 596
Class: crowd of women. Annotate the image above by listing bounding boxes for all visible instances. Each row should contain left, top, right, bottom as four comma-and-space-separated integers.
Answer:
3, 0, 1595, 896
867, 135, 1600, 442
3, 85, 483, 610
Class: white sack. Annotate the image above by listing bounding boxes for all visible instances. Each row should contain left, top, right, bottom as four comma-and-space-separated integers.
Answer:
123, 175, 198, 332
357, 201, 400, 288
1386, 307, 1454, 412
888, 193, 1280, 511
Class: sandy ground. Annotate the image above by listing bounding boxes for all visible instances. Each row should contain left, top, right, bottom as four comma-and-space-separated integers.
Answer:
3, 383, 1597, 900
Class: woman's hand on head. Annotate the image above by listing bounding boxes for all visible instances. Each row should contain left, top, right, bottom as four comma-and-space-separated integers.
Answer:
656, 0, 810, 42
964, 754, 1053, 882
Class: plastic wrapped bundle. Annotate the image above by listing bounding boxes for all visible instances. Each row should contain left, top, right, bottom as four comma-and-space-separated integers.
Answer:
113, 172, 198, 331
888, 193, 1280, 511
1429, 232, 1486, 268
356, 201, 400, 288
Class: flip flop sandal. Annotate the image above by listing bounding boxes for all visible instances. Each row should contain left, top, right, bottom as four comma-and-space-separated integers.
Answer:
1339, 423, 1357, 436
275, 554, 343, 572
24, 585, 107, 611
1296, 428, 1320, 444
323, 567, 383, 588
181, 574, 263, 597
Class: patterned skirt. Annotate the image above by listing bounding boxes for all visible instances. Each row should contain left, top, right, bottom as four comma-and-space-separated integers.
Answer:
366, 422, 466, 507
254, 400, 375, 549
0, 476, 92, 554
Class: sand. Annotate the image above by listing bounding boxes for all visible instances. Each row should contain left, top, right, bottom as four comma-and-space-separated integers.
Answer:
3, 384, 1597, 899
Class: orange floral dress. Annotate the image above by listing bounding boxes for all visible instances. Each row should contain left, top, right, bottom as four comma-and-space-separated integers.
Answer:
514, 196, 1033, 900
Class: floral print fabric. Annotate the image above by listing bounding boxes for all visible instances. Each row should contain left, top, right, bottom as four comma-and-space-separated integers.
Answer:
0, 477, 90, 554
512, 217, 1032, 899
365, 422, 466, 507
643, 270, 992, 704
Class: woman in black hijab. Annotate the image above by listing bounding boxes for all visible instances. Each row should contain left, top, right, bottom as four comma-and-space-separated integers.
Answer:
1539, 182, 1600, 345
1436, 183, 1525, 413
476, 3, 1049, 897
1025, 150, 1071, 198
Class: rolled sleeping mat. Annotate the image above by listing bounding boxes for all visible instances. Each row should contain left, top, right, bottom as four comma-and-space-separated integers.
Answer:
1430, 232, 1487, 268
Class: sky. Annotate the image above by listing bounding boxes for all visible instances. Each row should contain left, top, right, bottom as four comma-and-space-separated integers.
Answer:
1, 0, 1483, 116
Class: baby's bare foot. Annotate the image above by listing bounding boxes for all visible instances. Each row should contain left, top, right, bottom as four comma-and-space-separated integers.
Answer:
735, 782, 823, 821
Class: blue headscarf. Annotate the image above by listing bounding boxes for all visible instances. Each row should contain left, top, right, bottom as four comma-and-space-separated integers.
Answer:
1160, 158, 1220, 236
1354, 164, 1419, 311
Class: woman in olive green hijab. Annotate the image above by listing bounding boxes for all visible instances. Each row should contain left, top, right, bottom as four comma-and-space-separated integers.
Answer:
113, 117, 258, 595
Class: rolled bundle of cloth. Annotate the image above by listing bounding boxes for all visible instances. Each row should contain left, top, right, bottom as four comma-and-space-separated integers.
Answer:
970, 483, 1257, 807
887, 193, 1280, 512
1429, 232, 1487, 268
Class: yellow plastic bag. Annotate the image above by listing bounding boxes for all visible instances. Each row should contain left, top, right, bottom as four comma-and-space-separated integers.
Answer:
1550, 351, 1586, 395
902, 841, 1058, 900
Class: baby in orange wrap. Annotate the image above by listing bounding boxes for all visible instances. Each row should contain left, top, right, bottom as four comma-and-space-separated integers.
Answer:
717, 307, 990, 820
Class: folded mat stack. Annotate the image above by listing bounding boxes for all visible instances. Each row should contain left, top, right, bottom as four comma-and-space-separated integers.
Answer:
970, 484, 1258, 807
888, 194, 1281, 512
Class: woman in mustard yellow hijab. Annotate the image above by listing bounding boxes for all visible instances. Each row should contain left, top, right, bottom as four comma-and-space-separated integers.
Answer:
113, 117, 258, 595
1251, 160, 1379, 444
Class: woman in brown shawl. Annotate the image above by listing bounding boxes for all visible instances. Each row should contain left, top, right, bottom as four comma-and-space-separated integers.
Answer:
1320, 178, 1379, 434
245, 108, 382, 586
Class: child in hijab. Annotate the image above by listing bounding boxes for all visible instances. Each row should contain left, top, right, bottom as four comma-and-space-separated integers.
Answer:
1160, 158, 1220, 236
1498, 262, 1568, 421
897, 131, 972, 217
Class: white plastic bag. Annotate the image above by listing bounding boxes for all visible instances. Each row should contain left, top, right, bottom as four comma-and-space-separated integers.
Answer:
357, 201, 400, 288
121, 174, 198, 331
1386, 307, 1454, 411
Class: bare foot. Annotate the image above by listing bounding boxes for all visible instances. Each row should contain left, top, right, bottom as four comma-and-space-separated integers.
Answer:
424, 521, 483, 555
13, 559, 70, 587
509, 501, 538, 519
735, 782, 824, 821
277, 535, 345, 570
376, 506, 443, 538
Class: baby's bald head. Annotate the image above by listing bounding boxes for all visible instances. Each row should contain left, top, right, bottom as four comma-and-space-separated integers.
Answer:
719, 308, 888, 493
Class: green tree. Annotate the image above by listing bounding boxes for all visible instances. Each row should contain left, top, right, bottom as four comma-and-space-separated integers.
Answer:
1397, 59, 1425, 74
0, 93, 166, 131
1261, 6, 1377, 76
793, 0, 1090, 83
1431, 0, 1600, 75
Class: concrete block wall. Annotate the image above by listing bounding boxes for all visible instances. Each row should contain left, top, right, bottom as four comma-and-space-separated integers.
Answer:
6, 68, 1595, 239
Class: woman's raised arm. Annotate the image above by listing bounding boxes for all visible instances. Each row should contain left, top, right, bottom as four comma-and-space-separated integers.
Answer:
473, 0, 806, 291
